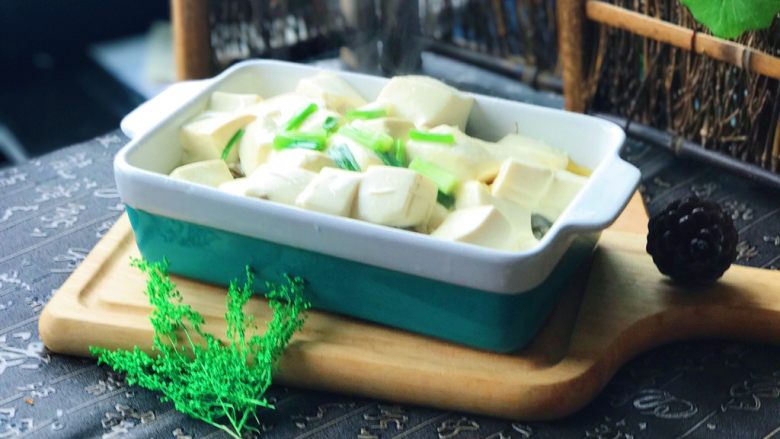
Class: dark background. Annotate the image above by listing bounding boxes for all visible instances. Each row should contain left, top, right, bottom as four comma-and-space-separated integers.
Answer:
0, 1, 168, 163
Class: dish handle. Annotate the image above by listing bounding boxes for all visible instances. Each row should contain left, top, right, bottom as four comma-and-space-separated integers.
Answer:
120, 80, 212, 139
559, 157, 641, 234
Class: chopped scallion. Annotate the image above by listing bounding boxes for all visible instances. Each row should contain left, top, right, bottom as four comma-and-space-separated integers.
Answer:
346, 108, 387, 120
408, 129, 456, 145
322, 116, 339, 133
273, 130, 327, 151
328, 144, 361, 172
393, 138, 406, 167
221, 128, 245, 161
409, 157, 459, 195
338, 125, 394, 153
284, 103, 318, 131
437, 192, 455, 209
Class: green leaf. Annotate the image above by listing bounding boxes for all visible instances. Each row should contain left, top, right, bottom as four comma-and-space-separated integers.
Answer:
680, 0, 780, 39
91, 258, 310, 439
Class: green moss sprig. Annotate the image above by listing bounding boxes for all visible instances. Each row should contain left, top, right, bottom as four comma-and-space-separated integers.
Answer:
90, 258, 310, 438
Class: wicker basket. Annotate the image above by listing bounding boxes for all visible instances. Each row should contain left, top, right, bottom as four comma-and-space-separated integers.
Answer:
171, 0, 560, 87
558, 0, 780, 174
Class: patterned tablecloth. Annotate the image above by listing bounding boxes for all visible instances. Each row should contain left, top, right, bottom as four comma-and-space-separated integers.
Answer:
3, 77, 780, 439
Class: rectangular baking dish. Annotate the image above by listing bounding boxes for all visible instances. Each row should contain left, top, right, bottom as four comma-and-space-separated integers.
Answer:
115, 60, 640, 352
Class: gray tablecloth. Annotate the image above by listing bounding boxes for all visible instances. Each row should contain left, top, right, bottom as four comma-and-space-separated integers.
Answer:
3, 126, 780, 437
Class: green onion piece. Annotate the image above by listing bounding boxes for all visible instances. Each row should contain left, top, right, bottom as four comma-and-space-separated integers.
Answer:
393, 138, 406, 167
375, 138, 407, 167
437, 191, 455, 209
328, 144, 361, 172
346, 108, 387, 120
338, 125, 394, 153
284, 103, 318, 131
409, 157, 459, 195
408, 129, 456, 145
273, 130, 327, 151
221, 128, 245, 161
322, 116, 339, 133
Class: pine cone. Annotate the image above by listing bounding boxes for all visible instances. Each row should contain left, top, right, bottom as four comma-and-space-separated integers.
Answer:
646, 196, 737, 284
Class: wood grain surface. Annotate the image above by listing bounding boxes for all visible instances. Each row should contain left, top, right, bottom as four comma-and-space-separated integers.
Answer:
39, 194, 780, 420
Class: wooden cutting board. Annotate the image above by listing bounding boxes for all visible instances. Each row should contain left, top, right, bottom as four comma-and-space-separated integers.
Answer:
39, 194, 780, 420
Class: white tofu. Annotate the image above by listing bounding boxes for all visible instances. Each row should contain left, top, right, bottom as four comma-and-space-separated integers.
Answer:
245, 166, 317, 205
238, 118, 276, 176
327, 134, 384, 171
375, 76, 474, 130
355, 166, 437, 227
241, 93, 323, 129
296, 168, 362, 217
218, 177, 254, 196
208, 92, 262, 112
491, 197, 538, 250
405, 126, 500, 182
491, 159, 554, 210
296, 72, 366, 113
536, 170, 588, 221
489, 134, 569, 170
455, 181, 493, 209
431, 206, 514, 250
456, 180, 537, 250
267, 149, 335, 172
414, 202, 450, 234
351, 117, 415, 140
180, 113, 255, 164
169, 159, 234, 188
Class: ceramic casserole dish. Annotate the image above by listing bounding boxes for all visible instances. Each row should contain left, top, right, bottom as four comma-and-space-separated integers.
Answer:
115, 60, 640, 352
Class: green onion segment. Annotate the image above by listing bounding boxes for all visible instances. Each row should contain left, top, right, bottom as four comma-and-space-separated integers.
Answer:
437, 192, 455, 209
284, 103, 318, 131
322, 116, 339, 133
221, 128, 245, 161
338, 125, 393, 153
409, 157, 459, 195
408, 129, 456, 145
328, 144, 361, 172
345, 108, 387, 120
273, 130, 327, 151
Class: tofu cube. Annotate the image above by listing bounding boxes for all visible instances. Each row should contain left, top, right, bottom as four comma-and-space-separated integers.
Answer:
180, 113, 255, 164
218, 177, 254, 196
455, 181, 493, 209
414, 202, 450, 234
405, 126, 500, 182
490, 134, 569, 170
491, 159, 554, 209
456, 180, 538, 251
267, 149, 335, 172
208, 92, 262, 112
296, 72, 367, 113
246, 166, 316, 205
170, 159, 234, 188
238, 118, 276, 175
431, 206, 514, 250
375, 76, 474, 130
536, 170, 588, 221
355, 166, 437, 227
296, 168, 362, 217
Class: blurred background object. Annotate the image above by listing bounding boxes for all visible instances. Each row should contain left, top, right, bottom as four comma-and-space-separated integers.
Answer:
0, 0, 168, 165
4, 0, 776, 190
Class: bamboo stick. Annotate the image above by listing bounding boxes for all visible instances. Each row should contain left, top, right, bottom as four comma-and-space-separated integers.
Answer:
172, 0, 212, 80
586, 1, 780, 80
557, 0, 587, 112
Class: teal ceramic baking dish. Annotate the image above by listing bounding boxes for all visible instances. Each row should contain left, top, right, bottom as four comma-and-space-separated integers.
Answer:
116, 60, 640, 352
